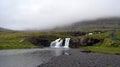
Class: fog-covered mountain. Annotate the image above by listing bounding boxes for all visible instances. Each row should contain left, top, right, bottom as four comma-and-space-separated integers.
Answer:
0, 27, 14, 32
52, 17, 120, 32
1, 17, 120, 32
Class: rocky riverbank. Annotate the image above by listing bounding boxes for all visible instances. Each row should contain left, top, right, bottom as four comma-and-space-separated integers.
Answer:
38, 49, 120, 67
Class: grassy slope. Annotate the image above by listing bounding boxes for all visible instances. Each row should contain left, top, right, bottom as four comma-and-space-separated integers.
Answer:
81, 46, 120, 54
53, 18, 120, 32
80, 29, 120, 54
0, 32, 48, 49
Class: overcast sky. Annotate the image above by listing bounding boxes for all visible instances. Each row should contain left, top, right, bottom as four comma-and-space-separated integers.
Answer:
0, 0, 120, 30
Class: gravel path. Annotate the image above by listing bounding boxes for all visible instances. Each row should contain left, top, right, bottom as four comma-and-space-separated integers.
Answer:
38, 49, 120, 67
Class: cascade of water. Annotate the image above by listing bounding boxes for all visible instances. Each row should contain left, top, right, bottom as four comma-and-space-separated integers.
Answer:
50, 38, 61, 48
50, 41, 56, 48
54, 39, 63, 48
50, 38, 70, 48
64, 38, 71, 48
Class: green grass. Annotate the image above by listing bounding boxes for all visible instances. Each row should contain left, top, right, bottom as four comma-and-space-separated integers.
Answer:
115, 29, 120, 40
81, 46, 120, 54
0, 42, 38, 49
78, 29, 120, 54
0, 31, 50, 49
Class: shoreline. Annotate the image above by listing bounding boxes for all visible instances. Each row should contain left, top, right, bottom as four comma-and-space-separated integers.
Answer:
38, 49, 120, 67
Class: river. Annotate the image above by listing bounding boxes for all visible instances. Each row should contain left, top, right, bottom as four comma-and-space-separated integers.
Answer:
0, 48, 67, 67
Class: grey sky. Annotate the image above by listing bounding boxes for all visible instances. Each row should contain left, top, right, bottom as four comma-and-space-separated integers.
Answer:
0, 0, 120, 30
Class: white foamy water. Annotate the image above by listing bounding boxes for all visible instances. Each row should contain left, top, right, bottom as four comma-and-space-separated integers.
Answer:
64, 38, 71, 48
50, 38, 71, 48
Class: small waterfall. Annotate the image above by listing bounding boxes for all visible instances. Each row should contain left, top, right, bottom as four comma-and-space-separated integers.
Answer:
50, 38, 61, 48
50, 38, 70, 48
64, 38, 70, 48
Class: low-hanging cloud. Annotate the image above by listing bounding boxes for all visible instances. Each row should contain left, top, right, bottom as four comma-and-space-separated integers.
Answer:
0, 0, 120, 30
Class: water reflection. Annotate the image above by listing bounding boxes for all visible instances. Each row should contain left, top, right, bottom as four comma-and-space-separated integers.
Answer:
51, 48, 69, 56
0, 48, 69, 67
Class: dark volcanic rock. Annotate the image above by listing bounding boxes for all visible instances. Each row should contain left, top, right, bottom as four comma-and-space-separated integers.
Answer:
69, 38, 80, 48
21, 35, 58, 47
80, 38, 102, 46
69, 38, 103, 48
68, 31, 86, 36
21, 35, 103, 48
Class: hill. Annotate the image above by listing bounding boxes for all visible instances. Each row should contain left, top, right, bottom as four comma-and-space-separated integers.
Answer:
53, 17, 120, 32
0, 27, 14, 32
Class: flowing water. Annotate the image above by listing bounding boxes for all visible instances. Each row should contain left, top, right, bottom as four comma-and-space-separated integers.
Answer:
0, 48, 68, 67
50, 38, 70, 48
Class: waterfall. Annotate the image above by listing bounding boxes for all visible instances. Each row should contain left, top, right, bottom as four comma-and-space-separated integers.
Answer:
64, 38, 70, 48
50, 38, 70, 48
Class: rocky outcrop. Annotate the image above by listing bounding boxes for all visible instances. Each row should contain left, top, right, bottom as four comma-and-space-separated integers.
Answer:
20, 35, 58, 47
21, 35, 103, 48
69, 38, 103, 48
68, 31, 86, 36
69, 38, 80, 48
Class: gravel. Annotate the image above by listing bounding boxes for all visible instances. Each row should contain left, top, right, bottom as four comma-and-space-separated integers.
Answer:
38, 49, 120, 67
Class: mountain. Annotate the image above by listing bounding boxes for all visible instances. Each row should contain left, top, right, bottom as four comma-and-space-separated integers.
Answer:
0, 27, 14, 32
52, 17, 120, 32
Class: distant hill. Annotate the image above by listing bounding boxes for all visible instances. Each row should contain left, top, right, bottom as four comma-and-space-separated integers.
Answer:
0, 27, 14, 32
53, 17, 120, 32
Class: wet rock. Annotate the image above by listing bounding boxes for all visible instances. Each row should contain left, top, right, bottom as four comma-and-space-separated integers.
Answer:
21, 35, 103, 48
20, 35, 58, 47
80, 38, 102, 46
69, 38, 103, 48
63, 50, 71, 55
69, 38, 79, 48
64, 52, 71, 55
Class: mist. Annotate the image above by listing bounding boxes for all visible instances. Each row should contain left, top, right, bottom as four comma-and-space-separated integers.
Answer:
0, 0, 120, 30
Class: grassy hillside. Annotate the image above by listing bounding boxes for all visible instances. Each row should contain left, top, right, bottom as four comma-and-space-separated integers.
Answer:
79, 29, 120, 54
0, 27, 15, 32
53, 18, 120, 32
0, 32, 46, 49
